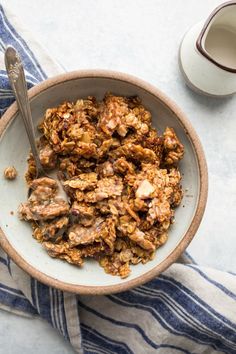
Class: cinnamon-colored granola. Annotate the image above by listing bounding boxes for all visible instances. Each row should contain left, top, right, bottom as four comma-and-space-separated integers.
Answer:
18, 94, 184, 278
4, 166, 17, 180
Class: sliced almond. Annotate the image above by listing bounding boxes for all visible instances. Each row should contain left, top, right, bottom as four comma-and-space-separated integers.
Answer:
136, 179, 155, 199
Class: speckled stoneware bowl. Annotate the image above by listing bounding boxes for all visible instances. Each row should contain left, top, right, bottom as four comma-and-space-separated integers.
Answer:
0, 71, 208, 294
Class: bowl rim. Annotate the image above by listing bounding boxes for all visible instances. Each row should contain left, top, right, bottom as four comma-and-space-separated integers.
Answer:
0, 69, 208, 295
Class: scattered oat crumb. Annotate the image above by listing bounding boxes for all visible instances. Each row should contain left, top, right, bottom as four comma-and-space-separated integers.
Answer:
4, 166, 17, 180
10, 211, 14, 215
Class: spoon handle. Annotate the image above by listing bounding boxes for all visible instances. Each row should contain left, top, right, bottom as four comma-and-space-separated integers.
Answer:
5, 46, 44, 176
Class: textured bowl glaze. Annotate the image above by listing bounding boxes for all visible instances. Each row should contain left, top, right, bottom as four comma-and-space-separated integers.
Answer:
0, 70, 208, 294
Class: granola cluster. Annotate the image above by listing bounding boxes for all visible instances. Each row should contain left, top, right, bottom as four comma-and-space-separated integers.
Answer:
18, 94, 184, 278
4, 166, 17, 180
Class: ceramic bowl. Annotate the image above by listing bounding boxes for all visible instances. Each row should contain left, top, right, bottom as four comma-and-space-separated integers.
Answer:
0, 70, 208, 294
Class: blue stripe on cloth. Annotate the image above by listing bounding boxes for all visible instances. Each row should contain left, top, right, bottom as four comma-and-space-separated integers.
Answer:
53, 289, 65, 337
0, 70, 35, 115
52, 289, 61, 333
184, 251, 197, 265
77, 299, 158, 349
78, 299, 193, 354
83, 341, 114, 354
0, 254, 12, 275
36, 280, 53, 323
109, 288, 236, 354
0, 4, 44, 115
59, 292, 70, 341
0, 89, 14, 94
108, 293, 222, 353
160, 275, 236, 332
155, 276, 236, 352
49, 286, 56, 329
0, 109, 6, 116
0, 5, 46, 82
31, 279, 70, 342
0, 287, 37, 315
159, 277, 236, 351
186, 264, 236, 300
0, 256, 7, 266
0, 70, 38, 85
81, 323, 134, 354
30, 278, 37, 308
6, 255, 12, 275
0, 97, 15, 114
0, 283, 24, 296
0, 95, 14, 100
0, 91, 14, 96
133, 283, 236, 349
0, 40, 5, 50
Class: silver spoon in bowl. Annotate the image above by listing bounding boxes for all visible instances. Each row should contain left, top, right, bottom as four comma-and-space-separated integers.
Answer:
5, 46, 67, 200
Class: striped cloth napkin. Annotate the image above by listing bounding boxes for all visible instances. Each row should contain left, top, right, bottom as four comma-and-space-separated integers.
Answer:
1, 4, 236, 354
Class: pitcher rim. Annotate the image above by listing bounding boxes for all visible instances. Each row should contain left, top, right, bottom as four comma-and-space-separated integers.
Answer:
196, 0, 236, 73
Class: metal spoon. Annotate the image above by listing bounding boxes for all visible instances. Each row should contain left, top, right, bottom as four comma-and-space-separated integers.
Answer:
5, 46, 66, 199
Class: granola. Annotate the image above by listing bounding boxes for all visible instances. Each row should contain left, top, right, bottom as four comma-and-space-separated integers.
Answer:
4, 166, 17, 180
18, 93, 184, 278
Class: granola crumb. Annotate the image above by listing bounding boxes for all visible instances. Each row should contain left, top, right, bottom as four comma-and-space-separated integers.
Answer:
4, 166, 17, 180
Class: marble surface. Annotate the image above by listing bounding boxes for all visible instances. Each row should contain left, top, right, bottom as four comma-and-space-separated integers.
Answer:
1, 0, 236, 353
0, 310, 75, 354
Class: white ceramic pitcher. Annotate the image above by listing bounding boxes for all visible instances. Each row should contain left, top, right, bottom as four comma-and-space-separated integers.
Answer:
179, 1, 236, 97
